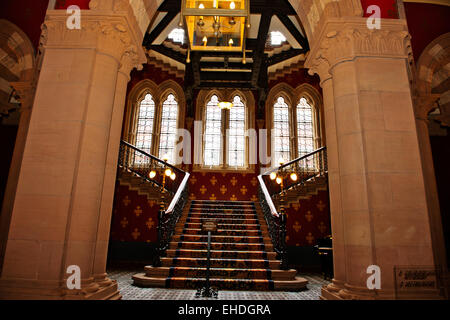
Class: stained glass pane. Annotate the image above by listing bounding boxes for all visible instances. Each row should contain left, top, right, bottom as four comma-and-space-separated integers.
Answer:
297, 97, 315, 168
204, 95, 222, 166
136, 93, 155, 164
228, 95, 245, 167
159, 94, 178, 164
273, 96, 290, 164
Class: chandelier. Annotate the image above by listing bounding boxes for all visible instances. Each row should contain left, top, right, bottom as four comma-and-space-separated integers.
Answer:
218, 101, 233, 110
181, 0, 250, 62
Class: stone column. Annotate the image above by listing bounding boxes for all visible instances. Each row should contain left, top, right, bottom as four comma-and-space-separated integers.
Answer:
306, 18, 438, 299
319, 74, 348, 298
414, 95, 447, 274
0, 7, 146, 299
91, 52, 142, 286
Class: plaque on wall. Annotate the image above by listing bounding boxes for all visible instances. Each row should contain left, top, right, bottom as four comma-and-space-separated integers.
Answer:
394, 266, 445, 299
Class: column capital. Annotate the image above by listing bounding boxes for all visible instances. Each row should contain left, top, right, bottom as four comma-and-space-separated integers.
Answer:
306, 18, 413, 82
41, 9, 146, 76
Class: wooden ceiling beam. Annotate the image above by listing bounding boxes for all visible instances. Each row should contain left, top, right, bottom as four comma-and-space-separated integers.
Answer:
267, 48, 306, 66
148, 45, 186, 64
276, 14, 309, 51
143, 11, 178, 47
251, 11, 272, 87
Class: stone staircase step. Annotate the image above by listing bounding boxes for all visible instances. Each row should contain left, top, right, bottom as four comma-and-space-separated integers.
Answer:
161, 257, 281, 269
132, 274, 308, 291
188, 213, 257, 219
166, 249, 277, 260
172, 234, 272, 244
181, 222, 261, 230
180, 228, 264, 237
144, 266, 297, 280
185, 217, 259, 224
169, 241, 273, 251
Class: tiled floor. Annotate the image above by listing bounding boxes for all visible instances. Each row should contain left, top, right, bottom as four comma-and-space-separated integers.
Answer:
108, 269, 330, 300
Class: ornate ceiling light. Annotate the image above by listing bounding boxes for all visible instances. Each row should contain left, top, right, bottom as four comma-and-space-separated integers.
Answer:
180, 0, 250, 63
218, 101, 233, 110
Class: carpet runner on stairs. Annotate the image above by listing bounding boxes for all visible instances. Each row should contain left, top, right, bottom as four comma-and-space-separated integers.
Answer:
133, 200, 308, 291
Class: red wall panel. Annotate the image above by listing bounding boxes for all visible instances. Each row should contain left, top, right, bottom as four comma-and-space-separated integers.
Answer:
285, 190, 331, 246
55, 0, 90, 9
0, 0, 49, 50
361, 0, 398, 19
188, 172, 259, 202
404, 3, 450, 61
110, 183, 159, 242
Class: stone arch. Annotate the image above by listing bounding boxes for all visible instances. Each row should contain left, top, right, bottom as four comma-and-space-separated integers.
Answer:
122, 79, 158, 142
0, 19, 35, 120
415, 32, 450, 124
157, 79, 186, 130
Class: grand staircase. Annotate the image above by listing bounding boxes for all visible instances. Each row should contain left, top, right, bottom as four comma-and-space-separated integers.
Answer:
133, 199, 308, 291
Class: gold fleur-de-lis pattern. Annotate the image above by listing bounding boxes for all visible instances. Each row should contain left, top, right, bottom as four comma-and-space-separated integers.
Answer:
188, 173, 259, 202
110, 183, 159, 243
285, 191, 331, 247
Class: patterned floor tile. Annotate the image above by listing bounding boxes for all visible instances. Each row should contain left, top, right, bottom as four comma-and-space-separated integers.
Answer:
107, 269, 330, 300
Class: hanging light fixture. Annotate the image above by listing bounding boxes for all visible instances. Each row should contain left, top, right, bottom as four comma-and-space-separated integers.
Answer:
181, 0, 250, 60
218, 101, 233, 110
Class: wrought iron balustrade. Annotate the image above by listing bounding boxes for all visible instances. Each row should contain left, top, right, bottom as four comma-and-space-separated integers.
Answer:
118, 140, 189, 266
258, 147, 328, 269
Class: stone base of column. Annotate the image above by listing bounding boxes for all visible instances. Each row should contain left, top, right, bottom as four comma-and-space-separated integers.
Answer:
321, 280, 444, 300
0, 277, 121, 300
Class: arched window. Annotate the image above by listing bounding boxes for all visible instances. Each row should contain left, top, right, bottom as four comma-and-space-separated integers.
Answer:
266, 83, 323, 168
273, 96, 290, 165
158, 93, 179, 163
297, 97, 314, 156
124, 80, 186, 165
204, 95, 222, 166
135, 93, 155, 159
195, 90, 254, 171
228, 95, 245, 167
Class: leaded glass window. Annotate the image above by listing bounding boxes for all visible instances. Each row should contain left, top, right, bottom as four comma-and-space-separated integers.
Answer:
135, 93, 155, 163
159, 94, 178, 163
273, 96, 290, 164
297, 97, 314, 167
228, 95, 245, 167
204, 95, 222, 166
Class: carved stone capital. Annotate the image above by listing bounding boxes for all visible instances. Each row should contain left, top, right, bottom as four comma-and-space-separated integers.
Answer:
306, 18, 413, 82
41, 10, 146, 73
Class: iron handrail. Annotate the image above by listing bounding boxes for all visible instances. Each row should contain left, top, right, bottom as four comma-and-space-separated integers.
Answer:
166, 172, 190, 215
262, 146, 327, 176
257, 175, 278, 217
120, 140, 184, 175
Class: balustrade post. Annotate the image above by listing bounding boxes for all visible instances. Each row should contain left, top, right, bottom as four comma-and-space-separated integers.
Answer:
153, 208, 164, 267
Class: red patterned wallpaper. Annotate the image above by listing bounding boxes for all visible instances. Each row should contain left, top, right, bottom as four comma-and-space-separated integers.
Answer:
187, 172, 259, 202
110, 183, 159, 243
285, 190, 331, 247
